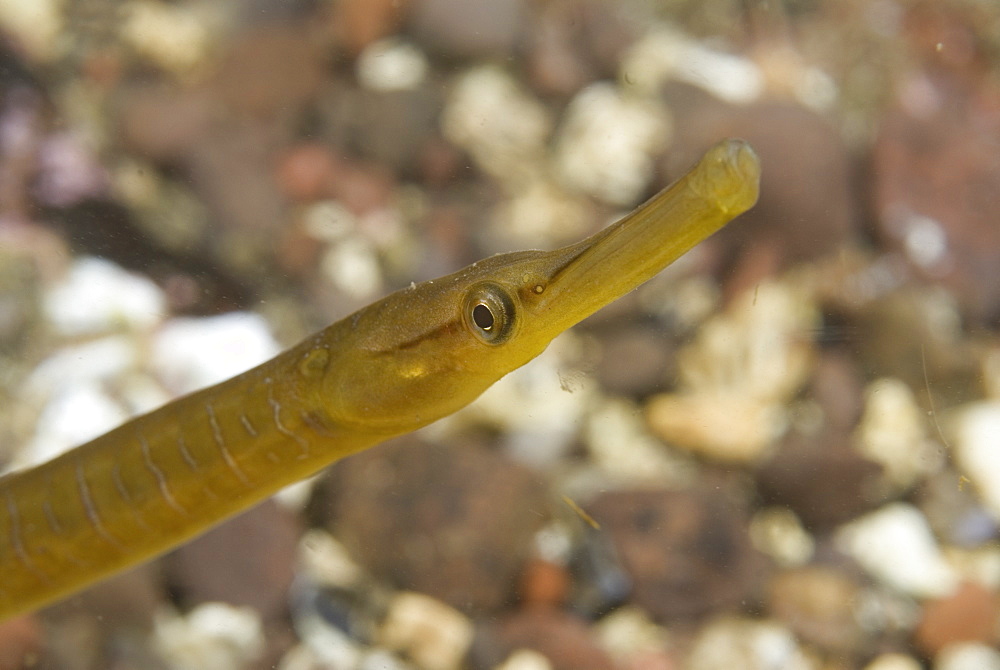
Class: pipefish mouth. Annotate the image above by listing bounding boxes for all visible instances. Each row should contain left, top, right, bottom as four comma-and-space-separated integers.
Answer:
0, 138, 760, 621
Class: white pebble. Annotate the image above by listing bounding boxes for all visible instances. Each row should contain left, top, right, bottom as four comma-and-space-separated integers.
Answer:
554, 82, 671, 206
646, 280, 815, 463
0, 0, 62, 62
856, 377, 941, 490
154, 603, 264, 670
442, 65, 551, 181
835, 503, 957, 598
44, 256, 166, 336
748, 507, 815, 567
684, 617, 817, 670
587, 396, 696, 486
621, 26, 764, 103
377, 592, 473, 670
949, 401, 1000, 519
123, 0, 211, 75
356, 38, 428, 91
150, 312, 280, 394
935, 642, 1000, 670
864, 652, 922, 670
497, 649, 553, 670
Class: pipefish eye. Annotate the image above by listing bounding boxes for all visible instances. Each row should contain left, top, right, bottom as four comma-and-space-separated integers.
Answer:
463, 282, 517, 345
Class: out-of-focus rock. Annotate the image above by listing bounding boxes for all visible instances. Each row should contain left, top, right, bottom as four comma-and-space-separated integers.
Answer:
210, 23, 326, 119
873, 65, 1000, 325
949, 401, 1000, 521
768, 567, 865, 655
320, 437, 550, 615
153, 603, 264, 670
0, 615, 44, 670
666, 93, 858, 294
586, 487, 766, 622
935, 642, 1000, 670
329, 0, 412, 56
516, 558, 570, 609
472, 608, 615, 670
377, 591, 473, 670
646, 279, 816, 464
683, 616, 818, 670
835, 503, 958, 599
914, 581, 1000, 658
408, 0, 527, 60
854, 377, 942, 492
164, 500, 299, 621
756, 429, 884, 531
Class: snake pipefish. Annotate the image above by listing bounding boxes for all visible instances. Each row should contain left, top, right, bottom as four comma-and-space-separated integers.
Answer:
0, 139, 759, 621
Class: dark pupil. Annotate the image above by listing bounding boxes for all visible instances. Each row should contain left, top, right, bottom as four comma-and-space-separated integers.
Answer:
473, 303, 495, 330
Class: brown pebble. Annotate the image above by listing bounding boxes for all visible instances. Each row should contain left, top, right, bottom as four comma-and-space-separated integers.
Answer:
329, 0, 411, 55
914, 581, 1000, 657
407, 0, 527, 60
118, 85, 214, 162
756, 429, 883, 531
768, 567, 864, 655
164, 499, 299, 621
586, 487, 766, 623
472, 609, 615, 670
756, 429, 885, 531
0, 616, 43, 670
211, 23, 326, 119
320, 436, 551, 615
594, 324, 676, 398
523, 0, 634, 96
808, 352, 866, 433
667, 93, 858, 296
873, 64, 1000, 325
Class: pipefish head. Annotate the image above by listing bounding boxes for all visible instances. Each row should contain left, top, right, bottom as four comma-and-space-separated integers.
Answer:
323, 139, 761, 436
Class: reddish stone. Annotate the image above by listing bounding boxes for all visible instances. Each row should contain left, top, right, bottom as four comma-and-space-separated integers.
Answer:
517, 558, 571, 609
329, 0, 412, 56
914, 581, 1000, 657
0, 616, 43, 670
873, 65, 1000, 324
275, 143, 339, 203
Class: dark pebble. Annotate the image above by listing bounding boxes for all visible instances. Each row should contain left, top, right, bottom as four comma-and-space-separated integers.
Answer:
163, 499, 300, 621
407, 0, 528, 60
756, 429, 885, 531
585, 486, 766, 623
593, 323, 676, 398
319, 436, 551, 616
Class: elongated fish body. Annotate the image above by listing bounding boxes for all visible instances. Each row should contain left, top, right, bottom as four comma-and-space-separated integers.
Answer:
0, 139, 760, 621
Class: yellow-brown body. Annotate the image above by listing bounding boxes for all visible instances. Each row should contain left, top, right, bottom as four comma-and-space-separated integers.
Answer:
0, 139, 760, 621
